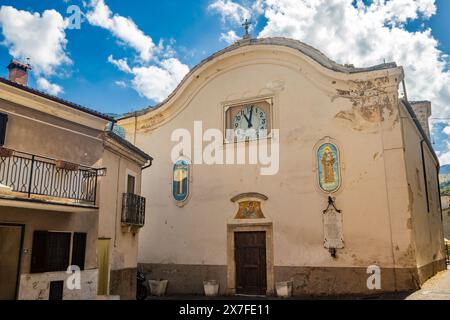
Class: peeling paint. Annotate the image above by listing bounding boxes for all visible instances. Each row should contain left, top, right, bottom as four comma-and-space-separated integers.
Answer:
407, 218, 413, 230
334, 77, 399, 133
407, 183, 414, 214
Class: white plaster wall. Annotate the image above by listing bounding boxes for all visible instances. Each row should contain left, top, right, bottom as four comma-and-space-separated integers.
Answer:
400, 104, 445, 269
97, 149, 142, 271
119, 46, 413, 269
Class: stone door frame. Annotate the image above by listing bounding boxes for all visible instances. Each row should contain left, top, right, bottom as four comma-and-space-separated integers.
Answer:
226, 219, 274, 296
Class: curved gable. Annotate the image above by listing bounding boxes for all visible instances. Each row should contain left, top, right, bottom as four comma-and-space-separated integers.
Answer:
118, 37, 403, 130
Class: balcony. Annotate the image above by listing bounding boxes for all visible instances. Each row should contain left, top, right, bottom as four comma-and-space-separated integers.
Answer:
122, 193, 146, 227
0, 147, 99, 209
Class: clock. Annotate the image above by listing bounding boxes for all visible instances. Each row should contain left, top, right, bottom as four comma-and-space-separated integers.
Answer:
233, 105, 268, 139
224, 99, 272, 142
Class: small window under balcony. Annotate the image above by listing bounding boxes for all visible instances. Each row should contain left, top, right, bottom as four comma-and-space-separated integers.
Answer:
0, 113, 7, 146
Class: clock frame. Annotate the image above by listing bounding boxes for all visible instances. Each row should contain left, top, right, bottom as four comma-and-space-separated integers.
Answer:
223, 98, 273, 143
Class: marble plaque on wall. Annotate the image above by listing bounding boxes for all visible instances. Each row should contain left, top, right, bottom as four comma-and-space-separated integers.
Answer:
323, 207, 344, 249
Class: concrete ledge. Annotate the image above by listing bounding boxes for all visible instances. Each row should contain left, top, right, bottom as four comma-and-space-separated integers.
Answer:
18, 269, 98, 300
96, 295, 120, 300
417, 259, 447, 285
139, 263, 426, 296
139, 264, 227, 296
274, 266, 420, 296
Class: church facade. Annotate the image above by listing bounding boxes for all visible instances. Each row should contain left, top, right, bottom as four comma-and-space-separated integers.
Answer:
118, 38, 446, 296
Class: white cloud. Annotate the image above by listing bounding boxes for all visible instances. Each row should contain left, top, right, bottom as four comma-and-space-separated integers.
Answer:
440, 154, 450, 165
37, 77, 63, 95
256, 0, 450, 121
0, 6, 71, 76
209, 0, 450, 163
96, 1, 190, 103
438, 142, 450, 165
220, 30, 240, 44
86, 0, 156, 62
131, 58, 189, 102
114, 80, 127, 88
208, 0, 251, 24
253, 0, 450, 159
443, 126, 450, 136
108, 55, 132, 73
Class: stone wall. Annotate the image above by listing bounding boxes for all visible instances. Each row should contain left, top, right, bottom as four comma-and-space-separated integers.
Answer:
18, 269, 98, 300
140, 264, 227, 296
109, 268, 137, 300
139, 263, 427, 297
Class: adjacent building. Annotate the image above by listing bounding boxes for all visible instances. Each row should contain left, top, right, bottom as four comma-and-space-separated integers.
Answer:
442, 195, 450, 240
0, 60, 152, 300
118, 37, 446, 296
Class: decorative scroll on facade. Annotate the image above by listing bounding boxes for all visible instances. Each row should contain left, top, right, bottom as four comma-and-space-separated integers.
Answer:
323, 197, 344, 250
173, 159, 189, 203
317, 142, 341, 194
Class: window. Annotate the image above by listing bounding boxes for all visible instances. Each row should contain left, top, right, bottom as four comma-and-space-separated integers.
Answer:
0, 113, 7, 146
127, 174, 135, 194
30, 231, 87, 273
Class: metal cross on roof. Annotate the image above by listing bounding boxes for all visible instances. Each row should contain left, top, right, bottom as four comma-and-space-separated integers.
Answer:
242, 19, 251, 38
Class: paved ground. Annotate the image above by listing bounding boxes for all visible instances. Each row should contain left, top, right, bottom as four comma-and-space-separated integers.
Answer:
147, 292, 412, 300
406, 266, 450, 300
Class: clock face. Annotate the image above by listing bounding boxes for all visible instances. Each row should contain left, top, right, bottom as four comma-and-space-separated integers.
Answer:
232, 105, 268, 139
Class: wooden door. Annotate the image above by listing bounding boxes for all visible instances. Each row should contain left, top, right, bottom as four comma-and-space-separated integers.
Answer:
235, 232, 267, 295
0, 224, 23, 300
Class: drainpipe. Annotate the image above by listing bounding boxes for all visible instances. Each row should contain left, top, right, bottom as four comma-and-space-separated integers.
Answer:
402, 80, 408, 102
109, 119, 117, 132
142, 161, 153, 171
420, 140, 430, 213
437, 164, 443, 222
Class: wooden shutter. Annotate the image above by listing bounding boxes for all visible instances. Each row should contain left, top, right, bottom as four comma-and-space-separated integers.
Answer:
71, 233, 87, 270
0, 113, 8, 146
127, 175, 135, 194
31, 231, 71, 273
46, 232, 71, 272
30, 231, 48, 273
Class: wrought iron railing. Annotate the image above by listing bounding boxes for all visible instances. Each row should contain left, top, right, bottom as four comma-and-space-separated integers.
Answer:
0, 148, 99, 205
122, 193, 146, 227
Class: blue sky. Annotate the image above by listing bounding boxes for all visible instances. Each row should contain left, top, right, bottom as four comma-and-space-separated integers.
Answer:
0, 0, 270, 114
0, 0, 449, 163
0, 0, 224, 114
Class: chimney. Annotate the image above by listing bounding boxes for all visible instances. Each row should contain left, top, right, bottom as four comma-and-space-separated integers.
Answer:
7, 59, 32, 86
410, 101, 432, 140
